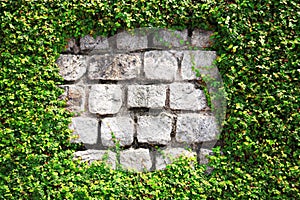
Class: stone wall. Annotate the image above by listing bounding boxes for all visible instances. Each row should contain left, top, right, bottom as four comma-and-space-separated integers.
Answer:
57, 28, 222, 172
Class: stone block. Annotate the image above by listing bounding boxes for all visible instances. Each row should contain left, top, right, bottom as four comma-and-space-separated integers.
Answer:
198, 148, 213, 165
88, 54, 141, 80
70, 117, 99, 145
155, 147, 196, 170
137, 113, 172, 145
63, 38, 80, 54
74, 150, 117, 168
66, 85, 85, 113
181, 50, 216, 80
56, 55, 87, 81
89, 85, 123, 115
176, 113, 218, 144
169, 82, 206, 111
116, 31, 148, 51
144, 51, 177, 81
191, 29, 213, 48
80, 35, 109, 52
151, 29, 188, 48
120, 148, 152, 172
127, 85, 167, 108
101, 117, 134, 147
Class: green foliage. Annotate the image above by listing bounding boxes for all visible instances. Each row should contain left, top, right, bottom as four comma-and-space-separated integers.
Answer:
0, 0, 299, 199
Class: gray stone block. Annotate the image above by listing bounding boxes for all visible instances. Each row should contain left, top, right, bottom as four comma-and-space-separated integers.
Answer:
56, 55, 87, 81
198, 148, 213, 165
144, 51, 177, 81
191, 29, 213, 48
116, 31, 148, 51
155, 147, 196, 170
169, 82, 206, 111
176, 113, 218, 144
88, 54, 141, 80
152, 29, 188, 48
101, 117, 134, 147
66, 85, 85, 113
127, 85, 167, 108
120, 148, 152, 172
181, 50, 216, 80
63, 38, 80, 54
80, 35, 109, 52
74, 150, 117, 168
70, 117, 99, 145
89, 85, 123, 115
137, 113, 173, 145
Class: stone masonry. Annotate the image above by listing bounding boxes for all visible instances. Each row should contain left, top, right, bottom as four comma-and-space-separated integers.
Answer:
58, 28, 220, 172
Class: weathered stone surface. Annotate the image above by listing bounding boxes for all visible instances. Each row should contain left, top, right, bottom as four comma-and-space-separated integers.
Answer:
89, 85, 123, 115
80, 35, 109, 52
127, 85, 167, 108
181, 50, 217, 80
176, 114, 218, 144
144, 51, 177, 81
137, 113, 173, 145
198, 148, 213, 165
88, 54, 141, 80
56, 55, 87, 81
101, 117, 134, 147
191, 29, 213, 48
155, 148, 196, 170
66, 85, 85, 113
116, 31, 148, 51
70, 117, 99, 145
74, 150, 117, 168
64, 38, 80, 54
152, 29, 188, 48
120, 148, 152, 172
169, 83, 206, 111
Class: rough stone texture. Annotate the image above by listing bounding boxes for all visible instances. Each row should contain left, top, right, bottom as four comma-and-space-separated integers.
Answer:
181, 50, 217, 80
198, 148, 213, 165
89, 85, 123, 115
88, 54, 141, 80
191, 29, 213, 48
127, 85, 167, 108
66, 85, 85, 113
176, 114, 218, 144
156, 148, 196, 170
80, 35, 109, 53
56, 55, 87, 81
144, 51, 177, 81
101, 117, 134, 147
116, 31, 148, 51
70, 117, 98, 145
152, 29, 188, 48
137, 113, 173, 145
120, 148, 152, 172
74, 150, 117, 168
169, 83, 207, 111
64, 38, 80, 54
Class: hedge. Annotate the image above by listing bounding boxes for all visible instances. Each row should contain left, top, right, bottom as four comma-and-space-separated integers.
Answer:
0, 0, 299, 199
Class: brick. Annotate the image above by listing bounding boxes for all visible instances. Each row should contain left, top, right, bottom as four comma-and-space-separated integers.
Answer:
70, 117, 99, 145
88, 54, 141, 80
176, 113, 218, 144
56, 55, 87, 81
169, 82, 206, 111
116, 31, 148, 51
155, 147, 196, 170
101, 117, 134, 147
74, 150, 117, 168
144, 51, 177, 81
137, 113, 173, 145
127, 85, 167, 108
89, 85, 123, 115
181, 50, 216, 80
120, 148, 152, 172
151, 29, 188, 48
